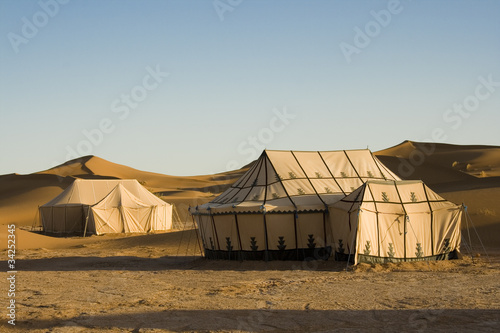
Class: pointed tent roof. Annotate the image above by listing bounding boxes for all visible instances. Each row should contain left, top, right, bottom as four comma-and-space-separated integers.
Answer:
331, 180, 460, 215
193, 149, 400, 214
92, 184, 152, 209
41, 179, 169, 207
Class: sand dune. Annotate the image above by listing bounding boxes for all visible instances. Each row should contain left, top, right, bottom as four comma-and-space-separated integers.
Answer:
0, 155, 244, 227
1, 141, 499, 332
1, 141, 499, 246
376, 140, 500, 181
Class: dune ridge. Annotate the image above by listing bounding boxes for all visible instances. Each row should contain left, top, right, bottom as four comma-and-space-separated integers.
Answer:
0, 141, 499, 333
0, 141, 499, 248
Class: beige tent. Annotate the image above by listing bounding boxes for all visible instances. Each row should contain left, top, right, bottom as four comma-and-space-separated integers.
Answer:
189, 149, 400, 260
40, 179, 172, 235
329, 180, 462, 264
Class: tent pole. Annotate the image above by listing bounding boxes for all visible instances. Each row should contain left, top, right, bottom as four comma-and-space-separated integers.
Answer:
234, 214, 243, 261
465, 206, 490, 263
422, 183, 435, 256
192, 214, 203, 257
32, 205, 40, 232
392, 181, 408, 262
294, 211, 299, 260
322, 211, 327, 259
463, 205, 474, 261
376, 212, 380, 257
263, 213, 269, 262
346, 209, 360, 271
210, 214, 221, 256
83, 206, 90, 237
404, 214, 407, 261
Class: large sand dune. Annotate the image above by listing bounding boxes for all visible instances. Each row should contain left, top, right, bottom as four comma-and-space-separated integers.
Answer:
1, 141, 499, 332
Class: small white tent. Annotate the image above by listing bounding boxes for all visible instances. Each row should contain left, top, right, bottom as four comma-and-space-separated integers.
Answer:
329, 180, 462, 264
40, 179, 172, 235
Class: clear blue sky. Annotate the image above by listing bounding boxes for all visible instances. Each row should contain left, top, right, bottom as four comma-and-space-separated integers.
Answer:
1, 0, 499, 176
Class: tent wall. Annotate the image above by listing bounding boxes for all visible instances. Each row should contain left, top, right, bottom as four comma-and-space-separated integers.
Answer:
196, 212, 332, 260
191, 149, 399, 260
40, 179, 172, 235
90, 206, 156, 234
329, 180, 463, 264
40, 205, 89, 234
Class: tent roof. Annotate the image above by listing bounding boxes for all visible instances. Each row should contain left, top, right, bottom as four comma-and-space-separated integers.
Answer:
92, 184, 152, 209
330, 180, 461, 214
41, 179, 170, 207
193, 149, 400, 214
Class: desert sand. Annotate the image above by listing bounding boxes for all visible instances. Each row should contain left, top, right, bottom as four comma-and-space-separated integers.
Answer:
1, 141, 499, 332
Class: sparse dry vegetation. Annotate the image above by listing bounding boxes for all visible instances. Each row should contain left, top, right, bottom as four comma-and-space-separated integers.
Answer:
477, 208, 497, 217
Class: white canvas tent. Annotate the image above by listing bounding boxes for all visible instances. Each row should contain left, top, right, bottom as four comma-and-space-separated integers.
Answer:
190, 149, 400, 260
40, 179, 172, 235
329, 180, 462, 264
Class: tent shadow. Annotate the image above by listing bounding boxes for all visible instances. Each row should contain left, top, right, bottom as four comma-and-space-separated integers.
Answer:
7, 256, 348, 272
16, 309, 500, 332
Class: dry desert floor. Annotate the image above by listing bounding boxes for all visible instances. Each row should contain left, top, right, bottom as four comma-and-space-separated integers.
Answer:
0, 229, 499, 333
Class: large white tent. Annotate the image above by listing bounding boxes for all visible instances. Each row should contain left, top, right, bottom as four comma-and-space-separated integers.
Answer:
329, 180, 462, 264
40, 179, 172, 235
190, 149, 400, 260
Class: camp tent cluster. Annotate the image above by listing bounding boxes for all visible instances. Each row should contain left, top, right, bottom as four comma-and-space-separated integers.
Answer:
190, 149, 463, 263
40, 179, 172, 235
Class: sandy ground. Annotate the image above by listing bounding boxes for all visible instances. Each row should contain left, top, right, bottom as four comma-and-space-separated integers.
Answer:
1, 230, 499, 333
1, 141, 499, 332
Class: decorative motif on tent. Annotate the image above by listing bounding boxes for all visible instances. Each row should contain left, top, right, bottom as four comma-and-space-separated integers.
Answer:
307, 234, 316, 249
277, 236, 286, 251
350, 187, 355, 192
340, 172, 347, 178
275, 174, 282, 181
338, 239, 345, 255
209, 237, 215, 250
250, 237, 258, 251
232, 197, 240, 203
252, 194, 260, 201
315, 172, 323, 178
367, 171, 374, 178
252, 179, 258, 187
289, 171, 297, 179
325, 187, 333, 194
382, 192, 390, 202
387, 243, 395, 258
410, 192, 418, 203
364, 241, 371, 255
415, 243, 423, 258
226, 237, 233, 251
272, 193, 280, 199
297, 188, 305, 195
442, 238, 451, 253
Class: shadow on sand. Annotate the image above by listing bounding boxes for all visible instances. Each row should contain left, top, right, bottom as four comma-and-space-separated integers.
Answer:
6, 256, 349, 272
14, 309, 500, 332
